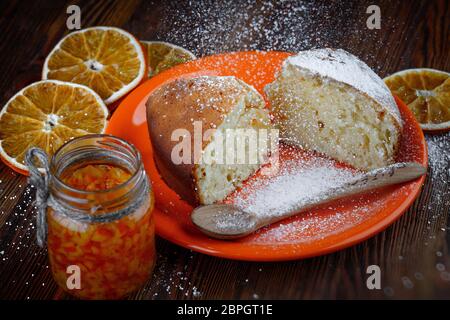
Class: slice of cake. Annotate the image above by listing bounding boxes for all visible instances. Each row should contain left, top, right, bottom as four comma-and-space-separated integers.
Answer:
265, 48, 402, 170
147, 76, 272, 205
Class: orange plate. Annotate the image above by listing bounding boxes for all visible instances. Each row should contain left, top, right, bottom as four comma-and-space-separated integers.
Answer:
106, 51, 428, 261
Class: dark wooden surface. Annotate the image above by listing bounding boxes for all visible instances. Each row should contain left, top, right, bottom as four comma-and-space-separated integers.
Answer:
0, 0, 449, 300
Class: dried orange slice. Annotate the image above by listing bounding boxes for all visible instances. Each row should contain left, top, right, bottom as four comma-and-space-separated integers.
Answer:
0, 80, 108, 174
384, 68, 450, 131
141, 41, 195, 77
42, 27, 146, 105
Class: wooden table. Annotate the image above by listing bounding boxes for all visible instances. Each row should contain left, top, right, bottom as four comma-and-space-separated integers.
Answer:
0, 0, 449, 300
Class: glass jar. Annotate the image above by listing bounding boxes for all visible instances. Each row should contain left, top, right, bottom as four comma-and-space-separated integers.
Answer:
46, 134, 155, 299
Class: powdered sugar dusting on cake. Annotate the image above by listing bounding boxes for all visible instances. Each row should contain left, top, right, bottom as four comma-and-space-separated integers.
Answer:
286, 48, 401, 123
151, 75, 253, 115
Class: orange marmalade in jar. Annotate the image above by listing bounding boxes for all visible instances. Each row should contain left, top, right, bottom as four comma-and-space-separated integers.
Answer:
46, 135, 155, 299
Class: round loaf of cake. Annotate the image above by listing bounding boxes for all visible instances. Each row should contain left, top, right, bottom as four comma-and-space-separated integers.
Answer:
146, 76, 272, 205
265, 48, 402, 170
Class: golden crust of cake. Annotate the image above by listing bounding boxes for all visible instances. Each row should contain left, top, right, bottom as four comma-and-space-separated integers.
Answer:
147, 76, 269, 205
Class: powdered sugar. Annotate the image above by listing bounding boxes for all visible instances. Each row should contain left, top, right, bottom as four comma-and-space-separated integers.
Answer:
427, 134, 450, 180
254, 198, 378, 243
233, 154, 359, 217
425, 133, 450, 209
286, 49, 401, 123
150, 0, 395, 68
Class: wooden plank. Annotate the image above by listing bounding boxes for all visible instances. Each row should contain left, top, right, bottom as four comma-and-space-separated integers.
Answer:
0, 0, 448, 299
